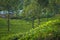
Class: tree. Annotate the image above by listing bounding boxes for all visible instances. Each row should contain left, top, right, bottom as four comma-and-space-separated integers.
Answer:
22, 0, 39, 28
22, 0, 50, 28
19, 0, 60, 28
0, 0, 22, 31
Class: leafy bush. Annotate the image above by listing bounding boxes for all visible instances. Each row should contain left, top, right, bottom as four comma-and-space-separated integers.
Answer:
1, 19, 60, 40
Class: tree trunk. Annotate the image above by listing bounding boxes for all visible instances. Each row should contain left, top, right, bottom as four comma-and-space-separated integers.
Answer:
7, 11, 10, 31
32, 19, 34, 28
38, 18, 40, 25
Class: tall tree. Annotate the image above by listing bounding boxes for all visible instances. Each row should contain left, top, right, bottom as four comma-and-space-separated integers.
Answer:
0, 0, 21, 31
22, 0, 39, 28
22, 0, 49, 28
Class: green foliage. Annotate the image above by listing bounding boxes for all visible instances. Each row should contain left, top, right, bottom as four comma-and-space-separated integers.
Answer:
1, 19, 60, 40
0, 18, 32, 39
18, 19, 60, 40
38, 0, 49, 7
22, 0, 41, 19
22, 0, 60, 20
0, 0, 60, 40
0, 0, 22, 10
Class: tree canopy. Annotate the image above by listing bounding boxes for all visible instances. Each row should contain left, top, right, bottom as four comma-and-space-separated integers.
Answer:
0, 0, 23, 11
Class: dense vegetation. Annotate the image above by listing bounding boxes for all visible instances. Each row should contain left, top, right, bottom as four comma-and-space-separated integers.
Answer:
1, 18, 60, 40
0, 18, 32, 38
0, 0, 60, 40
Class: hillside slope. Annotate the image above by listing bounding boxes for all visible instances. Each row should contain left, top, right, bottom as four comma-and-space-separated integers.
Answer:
1, 19, 60, 40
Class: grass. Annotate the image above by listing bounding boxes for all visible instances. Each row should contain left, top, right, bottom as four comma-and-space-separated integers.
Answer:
0, 14, 60, 39
1, 18, 60, 40
0, 17, 51, 38
0, 17, 50, 37
0, 18, 32, 38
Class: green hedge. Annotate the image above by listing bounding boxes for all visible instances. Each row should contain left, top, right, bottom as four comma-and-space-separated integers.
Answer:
1, 19, 60, 40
